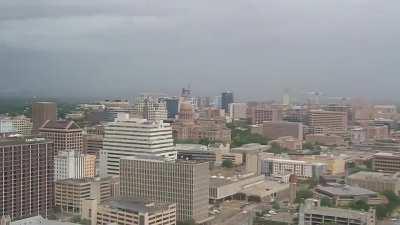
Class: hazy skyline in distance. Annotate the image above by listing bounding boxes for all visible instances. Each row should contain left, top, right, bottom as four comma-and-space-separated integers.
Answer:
1, 0, 400, 101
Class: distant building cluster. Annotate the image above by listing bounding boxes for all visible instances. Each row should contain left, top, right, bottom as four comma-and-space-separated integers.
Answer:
3, 88, 400, 225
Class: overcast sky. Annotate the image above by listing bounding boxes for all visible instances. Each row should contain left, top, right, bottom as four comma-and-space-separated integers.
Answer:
0, 0, 399, 101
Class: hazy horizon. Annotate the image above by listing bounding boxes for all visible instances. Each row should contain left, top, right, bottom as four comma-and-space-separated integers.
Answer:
1, 0, 400, 101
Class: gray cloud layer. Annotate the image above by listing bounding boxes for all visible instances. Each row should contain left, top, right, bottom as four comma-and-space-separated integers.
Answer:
1, 0, 400, 100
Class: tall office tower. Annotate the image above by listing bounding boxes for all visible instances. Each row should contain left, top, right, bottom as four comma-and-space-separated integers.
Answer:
248, 107, 282, 125
103, 119, 177, 175
120, 156, 210, 223
32, 102, 57, 132
39, 120, 83, 154
229, 103, 248, 121
221, 91, 234, 113
308, 110, 348, 135
0, 137, 54, 220
164, 97, 180, 119
282, 91, 291, 106
54, 151, 96, 181
133, 95, 168, 121
0, 116, 32, 136
84, 125, 104, 156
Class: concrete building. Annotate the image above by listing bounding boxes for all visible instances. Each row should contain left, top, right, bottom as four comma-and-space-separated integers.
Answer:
210, 173, 289, 202
54, 151, 96, 181
346, 171, 400, 195
367, 125, 389, 140
103, 119, 176, 175
221, 91, 234, 113
82, 198, 176, 225
0, 116, 32, 136
256, 121, 303, 140
32, 102, 57, 133
217, 152, 243, 166
305, 134, 346, 146
176, 144, 217, 163
351, 127, 368, 145
0, 137, 54, 220
248, 106, 282, 125
133, 95, 168, 121
295, 155, 346, 175
314, 184, 383, 207
299, 199, 376, 225
39, 120, 83, 154
55, 177, 114, 214
261, 157, 326, 179
374, 105, 397, 119
270, 136, 302, 151
308, 110, 348, 135
372, 152, 400, 173
1, 216, 79, 225
229, 103, 248, 121
119, 156, 210, 223
284, 106, 308, 123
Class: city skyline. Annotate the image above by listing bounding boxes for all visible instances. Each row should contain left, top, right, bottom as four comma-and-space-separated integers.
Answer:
1, 0, 400, 100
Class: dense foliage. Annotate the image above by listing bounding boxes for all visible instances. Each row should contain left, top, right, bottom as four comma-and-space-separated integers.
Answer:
222, 159, 233, 168
295, 188, 314, 204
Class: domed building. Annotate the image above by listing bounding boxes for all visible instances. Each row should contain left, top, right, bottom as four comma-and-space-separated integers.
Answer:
178, 101, 194, 122
172, 102, 231, 144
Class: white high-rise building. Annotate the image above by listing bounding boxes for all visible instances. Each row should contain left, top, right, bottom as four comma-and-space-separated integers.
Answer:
103, 119, 177, 175
54, 151, 96, 181
133, 95, 168, 121
0, 116, 32, 136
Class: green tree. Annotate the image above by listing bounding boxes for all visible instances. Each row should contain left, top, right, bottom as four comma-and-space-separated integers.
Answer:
348, 200, 370, 211
268, 142, 288, 154
272, 201, 280, 210
295, 189, 314, 204
199, 138, 215, 146
222, 159, 233, 168
375, 204, 388, 219
229, 124, 270, 147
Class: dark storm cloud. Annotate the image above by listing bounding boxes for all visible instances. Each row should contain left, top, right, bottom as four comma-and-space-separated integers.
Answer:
1, 0, 400, 100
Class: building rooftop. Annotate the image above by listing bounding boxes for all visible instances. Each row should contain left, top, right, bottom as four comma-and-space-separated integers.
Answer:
231, 143, 270, 152
10, 216, 79, 225
348, 171, 400, 181
55, 176, 111, 184
315, 184, 377, 197
40, 120, 81, 130
0, 136, 51, 146
102, 197, 175, 214
121, 155, 207, 165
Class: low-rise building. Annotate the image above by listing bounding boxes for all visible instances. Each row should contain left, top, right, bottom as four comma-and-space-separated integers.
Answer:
256, 121, 303, 140
372, 152, 400, 173
346, 171, 400, 195
269, 136, 302, 151
314, 184, 384, 206
367, 125, 389, 140
299, 199, 376, 225
261, 157, 326, 179
0, 216, 80, 225
294, 155, 346, 175
82, 198, 176, 225
209, 175, 289, 202
55, 177, 114, 214
305, 134, 346, 146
